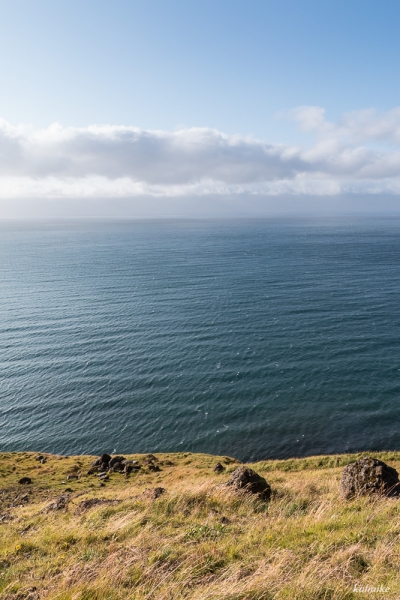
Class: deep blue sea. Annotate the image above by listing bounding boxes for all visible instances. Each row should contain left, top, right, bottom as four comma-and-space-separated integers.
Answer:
1, 217, 400, 461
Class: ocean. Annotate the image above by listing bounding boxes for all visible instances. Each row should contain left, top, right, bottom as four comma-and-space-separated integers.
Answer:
1, 217, 400, 461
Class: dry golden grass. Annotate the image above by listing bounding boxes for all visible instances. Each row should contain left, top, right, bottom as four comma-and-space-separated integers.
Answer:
1, 451, 400, 599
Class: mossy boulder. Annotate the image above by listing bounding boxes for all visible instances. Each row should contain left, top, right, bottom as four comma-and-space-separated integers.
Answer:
341, 456, 400, 499
226, 466, 271, 500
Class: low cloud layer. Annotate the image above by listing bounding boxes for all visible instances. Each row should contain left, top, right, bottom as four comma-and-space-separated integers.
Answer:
1, 107, 400, 199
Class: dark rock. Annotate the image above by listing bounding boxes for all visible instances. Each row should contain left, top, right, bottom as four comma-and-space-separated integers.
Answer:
214, 462, 225, 474
109, 462, 122, 473
225, 467, 271, 500
40, 458, 47, 464
124, 463, 140, 476
20, 494, 29, 503
109, 456, 125, 468
64, 487, 73, 493
99, 482, 106, 487
18, 477, 32, 485
99, 474, 109, 481
35, 455, 44, 462
91, 457, 102, 467
220, 516, 230, 525
100, 453, 112, 465
111, 460, 128, 473
67, 474, 79, 480
341, 456, 400, 499
148, 463, 161, 472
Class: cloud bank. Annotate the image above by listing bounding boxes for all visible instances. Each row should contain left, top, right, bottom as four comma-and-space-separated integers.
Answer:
1, 107, 400, 200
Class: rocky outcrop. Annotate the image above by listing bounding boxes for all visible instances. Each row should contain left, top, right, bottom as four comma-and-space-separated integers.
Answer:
225, 466, 271, 500
88, 454, 150, 479
341, 456, 400, 499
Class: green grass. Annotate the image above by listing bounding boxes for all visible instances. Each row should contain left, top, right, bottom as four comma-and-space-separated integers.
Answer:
0, 451, 400, 599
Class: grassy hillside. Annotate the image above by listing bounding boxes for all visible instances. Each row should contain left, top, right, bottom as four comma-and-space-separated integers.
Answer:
1, 450, 400, 599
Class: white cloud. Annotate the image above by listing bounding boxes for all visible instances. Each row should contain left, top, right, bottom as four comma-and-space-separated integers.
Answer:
289, 106, 400, 146
1, 108, 400, 199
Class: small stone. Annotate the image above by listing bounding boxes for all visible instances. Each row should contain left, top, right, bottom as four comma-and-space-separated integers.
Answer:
45, 495, 69, 511
225, 467, 271, 501
341, 456, 400, 499
67, 474, 79, 480
64, 487, 73, 493
18, 477, 32, 485
214, 462, 225, 473
220, 516, 230, 525
143, 487, 166, 500
145, 454, 158, 462
35, 455, 44, 462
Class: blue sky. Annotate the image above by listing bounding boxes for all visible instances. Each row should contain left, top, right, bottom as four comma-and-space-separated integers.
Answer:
1, 0, 400, 216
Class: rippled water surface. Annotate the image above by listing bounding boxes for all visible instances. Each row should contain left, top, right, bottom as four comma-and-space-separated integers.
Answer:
1, 217, 400, 460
